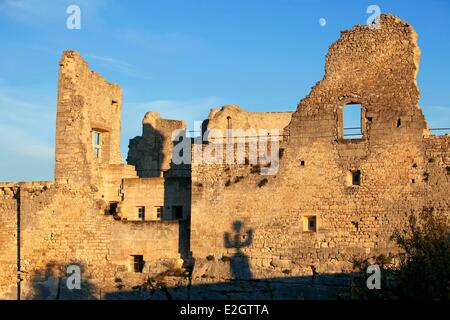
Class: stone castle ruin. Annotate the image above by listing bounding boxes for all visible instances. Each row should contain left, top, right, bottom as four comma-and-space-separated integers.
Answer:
0, 14, 449, 299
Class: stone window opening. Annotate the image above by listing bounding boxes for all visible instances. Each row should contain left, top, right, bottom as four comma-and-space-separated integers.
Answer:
137, 206, 145, 221
172, 206, 183, 220
131, 255, 144, 273
92, 130, 102, 159
342, 103, 363, 139
300, 160, 305, 167
112, 100, 119, 111
303, 215, 317, 232
108, 202, 118, 215
396, 118, 402, 128
155, 206, 163, 219
226, 116, 232, 141
349, 170, 361, 186
226, 116, 232, 130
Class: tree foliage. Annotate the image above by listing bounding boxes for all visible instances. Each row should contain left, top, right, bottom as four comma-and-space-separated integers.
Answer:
390, 208, 449, 299
349, 208, 449, 300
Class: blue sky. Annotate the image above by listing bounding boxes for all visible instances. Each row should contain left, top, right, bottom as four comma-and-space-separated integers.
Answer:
0, 0, 449, 181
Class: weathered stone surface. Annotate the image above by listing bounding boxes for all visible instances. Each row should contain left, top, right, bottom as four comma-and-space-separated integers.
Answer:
0, 14, 448, 299
128, 112, 187, 177
190, 14, 449, 282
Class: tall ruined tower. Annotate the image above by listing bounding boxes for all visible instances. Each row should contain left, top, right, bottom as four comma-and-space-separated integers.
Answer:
55, 51, 122, 184
54, 51, 136, 199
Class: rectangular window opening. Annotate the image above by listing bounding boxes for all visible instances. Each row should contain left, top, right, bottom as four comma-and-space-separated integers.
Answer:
108, 202, 118, 215
155, 206, 163, 219
227, 116, 232, 130
93, 130, 102, 158
303, 215, 317, 232
131, 255, 144, 273
137, 206, 145, 221
343, 103, 363, 139
112, 100, 120, 113
94, 132, 100, 145
352, 170, 361, 186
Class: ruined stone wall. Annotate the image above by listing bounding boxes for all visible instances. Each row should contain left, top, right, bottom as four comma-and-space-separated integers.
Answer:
1, 14, 448, 299
54, 50, 138, 200
100, 164, 138, 203
119, 177, 191, 221
0, 182, 183, 299
422, 135, 450, 214
191, 136, 284, 169
0, 52, 183, 299
190, 15, 450, 282
127, 112, 186, 177
109, 220, 181, 267
55, 51, 136, 195
204, 105, 292, 141
18, 183, 111, 298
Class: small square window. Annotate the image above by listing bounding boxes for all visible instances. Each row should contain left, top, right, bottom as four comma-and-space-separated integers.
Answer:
303, 215, 317, 232
137, 206, 145, 221
131, 255, 144, 273
108, 202, 118, 215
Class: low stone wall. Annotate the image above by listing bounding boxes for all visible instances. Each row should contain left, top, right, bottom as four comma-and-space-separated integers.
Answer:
0, 182, 183, 299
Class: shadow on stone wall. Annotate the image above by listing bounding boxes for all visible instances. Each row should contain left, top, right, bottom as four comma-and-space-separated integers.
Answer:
18, 261, 384, 300
224, 221, 253, 280
128, 122, 192, 178
26, 261, 97, 300
101, 272, 360, 300
164, 128, 193, 266
127, 122, 193, 267
127, 123, 165, 177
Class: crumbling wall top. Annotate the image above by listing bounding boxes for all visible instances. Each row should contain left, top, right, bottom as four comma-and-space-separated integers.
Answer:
55, 50, 124, 185
286, 14, 427, 141
322, 15, 420, 93
205, 104, 293, 135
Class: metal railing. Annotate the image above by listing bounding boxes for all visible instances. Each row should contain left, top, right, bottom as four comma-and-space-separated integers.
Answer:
185, 126, 450, 140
